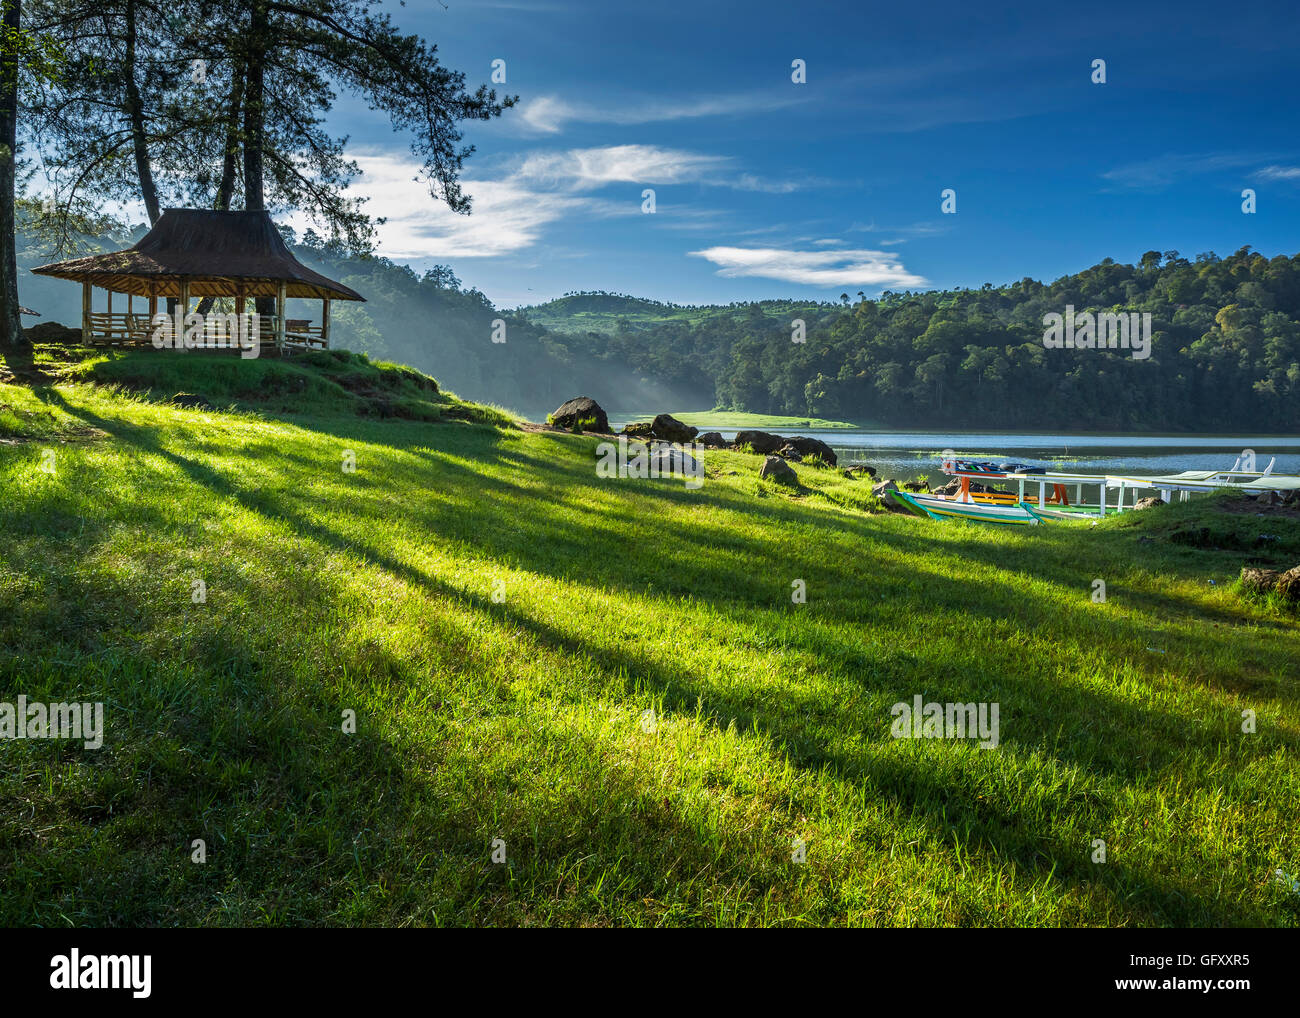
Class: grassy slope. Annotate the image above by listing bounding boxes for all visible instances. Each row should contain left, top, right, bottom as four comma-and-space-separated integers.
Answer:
1, 347, 1298, 927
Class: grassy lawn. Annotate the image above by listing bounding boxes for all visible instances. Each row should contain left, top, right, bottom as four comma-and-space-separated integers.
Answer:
1, 346, 1297, 927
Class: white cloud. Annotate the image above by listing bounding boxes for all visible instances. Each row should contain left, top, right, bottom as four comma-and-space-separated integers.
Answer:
1101, 152, 1282, 191
1254, 165, 1300, 181
516, 96, 573, 134
288, 152, 594, 259
689, 246, 927, 290
516, 144, 732, 189
514, 91, 807, 135
733, 173, 801, 194
292, 144, 804, 261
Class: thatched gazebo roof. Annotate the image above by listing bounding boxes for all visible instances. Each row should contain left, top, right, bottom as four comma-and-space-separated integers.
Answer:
31, 209, 365, 302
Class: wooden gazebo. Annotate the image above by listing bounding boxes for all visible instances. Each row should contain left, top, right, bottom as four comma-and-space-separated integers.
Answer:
31, 209, 364, 353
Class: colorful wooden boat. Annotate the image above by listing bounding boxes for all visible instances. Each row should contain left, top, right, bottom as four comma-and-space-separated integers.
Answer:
889, 489, 1040, 525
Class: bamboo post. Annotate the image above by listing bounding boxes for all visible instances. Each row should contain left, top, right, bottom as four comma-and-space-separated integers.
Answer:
82, 281, 91, 343
179, 280, 190, 352
276, 282, 286, 353
321, 298, 331, 349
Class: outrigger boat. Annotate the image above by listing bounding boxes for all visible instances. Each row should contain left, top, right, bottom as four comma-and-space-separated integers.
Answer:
889, 455, 1300, 526
889, 489, 1040, 525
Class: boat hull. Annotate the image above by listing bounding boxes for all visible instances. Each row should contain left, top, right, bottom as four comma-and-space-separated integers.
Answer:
890, 490, 1040, 525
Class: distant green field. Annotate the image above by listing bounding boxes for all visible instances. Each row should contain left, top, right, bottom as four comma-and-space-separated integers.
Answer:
2, 344, 1298, 927
610, 410, 864, 430
517, 293, 829, 335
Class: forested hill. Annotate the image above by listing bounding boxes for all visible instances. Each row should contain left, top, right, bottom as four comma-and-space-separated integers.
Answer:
525, 249, 1300, 432
18, 223, 1300, 431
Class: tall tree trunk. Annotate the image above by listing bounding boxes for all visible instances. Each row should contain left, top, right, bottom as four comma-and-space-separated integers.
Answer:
124, 0, 160, 225
216, 68, 244, 212
0, 0, 24, 349
197, 68, 245, 314
243, 0, 272, 317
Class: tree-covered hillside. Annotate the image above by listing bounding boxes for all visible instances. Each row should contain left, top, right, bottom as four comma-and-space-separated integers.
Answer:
20, 223, 1300, 430
17, 224, 708, 416
541, 249, 1300, 432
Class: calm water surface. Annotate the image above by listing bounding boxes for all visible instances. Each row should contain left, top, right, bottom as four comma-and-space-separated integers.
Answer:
716, 431, 1300, 483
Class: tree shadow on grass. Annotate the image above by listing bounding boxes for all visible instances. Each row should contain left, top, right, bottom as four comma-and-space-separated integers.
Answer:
30, 388, 1293, 925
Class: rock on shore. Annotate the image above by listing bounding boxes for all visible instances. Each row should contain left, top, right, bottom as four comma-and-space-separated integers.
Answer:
550, 396, 609, 433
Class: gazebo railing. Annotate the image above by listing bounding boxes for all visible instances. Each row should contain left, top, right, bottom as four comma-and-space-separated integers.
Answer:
81, 312, 328, 352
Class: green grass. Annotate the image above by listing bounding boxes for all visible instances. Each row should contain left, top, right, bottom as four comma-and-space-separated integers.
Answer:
1, 345, 1298, 927
611, 410, 862, 430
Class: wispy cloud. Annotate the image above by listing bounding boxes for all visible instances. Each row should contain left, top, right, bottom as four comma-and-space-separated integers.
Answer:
1253, 165, 1300, 181
289, 152, 594, 259
515, 145, 731, 189
689, 246, 927, 290
515, 91, 808, 134
848, 220, 949, 242
322, 145, 786, 259
1101, 152, 1285, 191
513, 144, 801, 194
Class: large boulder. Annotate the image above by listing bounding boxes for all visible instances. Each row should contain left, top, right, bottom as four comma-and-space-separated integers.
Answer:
1239, 566, 1300, 603
550, 396, 609, 433
648, 444, 701, 479
758, 456, 798, 487
734, 430, 785, 455
170, 393, 214, 411
696, 431, 725, 448
873, 479, 911, 514
621, 421, 654, 438
1240, 567, 1283, 595
782, 435, 837, 467
650, 413, 697, 443
1278, 566, 1300, 602
1134, 496, 1166, 510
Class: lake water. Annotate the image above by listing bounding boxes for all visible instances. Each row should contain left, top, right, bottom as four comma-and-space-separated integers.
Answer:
708, 430, 1300, 485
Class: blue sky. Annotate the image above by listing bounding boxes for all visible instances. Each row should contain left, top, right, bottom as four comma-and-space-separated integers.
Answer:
307, 0, 1300, 308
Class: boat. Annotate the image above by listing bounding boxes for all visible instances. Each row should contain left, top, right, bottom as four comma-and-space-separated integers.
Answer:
888, 454, 1300, 526
889, 489, 1040, 525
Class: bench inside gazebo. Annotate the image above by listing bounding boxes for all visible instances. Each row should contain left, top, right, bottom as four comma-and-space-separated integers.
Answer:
31, 209, 365, 354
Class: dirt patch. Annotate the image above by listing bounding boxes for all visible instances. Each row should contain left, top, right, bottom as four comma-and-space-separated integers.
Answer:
0, 360, 58, 387
1217, 493, 1300, 520
516, 420, 616, 437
